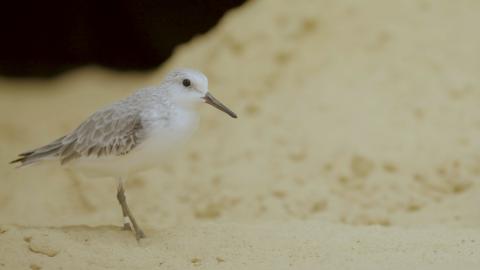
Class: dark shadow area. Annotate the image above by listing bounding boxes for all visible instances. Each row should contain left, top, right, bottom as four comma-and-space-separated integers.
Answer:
0, 0, 245, 77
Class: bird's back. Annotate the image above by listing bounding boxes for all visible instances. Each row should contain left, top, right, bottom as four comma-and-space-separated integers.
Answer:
10, 87, 167, 168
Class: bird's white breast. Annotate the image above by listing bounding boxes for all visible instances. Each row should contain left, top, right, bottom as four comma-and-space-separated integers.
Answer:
143, 107, 198, 156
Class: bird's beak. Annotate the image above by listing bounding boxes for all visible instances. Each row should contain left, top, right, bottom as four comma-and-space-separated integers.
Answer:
203, 92, 238, 118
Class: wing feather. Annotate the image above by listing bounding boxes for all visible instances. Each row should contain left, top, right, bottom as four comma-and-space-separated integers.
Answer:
10, 88, 171, 167
58, 107, 145, 164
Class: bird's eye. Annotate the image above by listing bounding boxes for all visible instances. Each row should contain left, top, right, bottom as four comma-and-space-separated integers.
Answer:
182, 79, 191, 87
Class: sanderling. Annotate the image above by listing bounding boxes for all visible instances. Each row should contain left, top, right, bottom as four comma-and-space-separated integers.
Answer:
10, 68, 237, 240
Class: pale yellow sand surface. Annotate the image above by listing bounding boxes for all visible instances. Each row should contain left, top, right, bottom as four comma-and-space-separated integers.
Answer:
1, 0, 480, 269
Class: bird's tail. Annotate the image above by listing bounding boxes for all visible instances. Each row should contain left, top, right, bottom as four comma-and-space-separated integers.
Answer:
10, 136, 65, 167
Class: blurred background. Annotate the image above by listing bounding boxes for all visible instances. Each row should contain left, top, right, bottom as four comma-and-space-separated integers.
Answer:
0, 0, 245, 77
2, 1, 480, 268
2, 0, 480, 230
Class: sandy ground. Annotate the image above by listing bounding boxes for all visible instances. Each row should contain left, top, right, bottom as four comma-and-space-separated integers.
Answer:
2, 0, 480, 269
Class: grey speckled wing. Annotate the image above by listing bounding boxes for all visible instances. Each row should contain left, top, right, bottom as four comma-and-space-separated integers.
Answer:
59, 107, 146, 164
10, 86, 175, 167
11, 105, 147, 166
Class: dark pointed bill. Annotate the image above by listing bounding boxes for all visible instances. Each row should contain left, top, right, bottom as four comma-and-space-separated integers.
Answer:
203, 92, 238, 118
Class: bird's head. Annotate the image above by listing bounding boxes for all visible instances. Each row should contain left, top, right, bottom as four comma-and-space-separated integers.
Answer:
163, 68, 237, 118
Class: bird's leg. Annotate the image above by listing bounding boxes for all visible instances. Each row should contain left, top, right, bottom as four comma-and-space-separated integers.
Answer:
116, 178, 145, 240
116, 185, 132, 231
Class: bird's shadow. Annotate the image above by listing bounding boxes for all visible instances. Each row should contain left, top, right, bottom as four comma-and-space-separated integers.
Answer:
4, 223, 154, 245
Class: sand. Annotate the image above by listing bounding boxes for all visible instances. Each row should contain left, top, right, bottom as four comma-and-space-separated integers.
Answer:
1, 0, 480, 269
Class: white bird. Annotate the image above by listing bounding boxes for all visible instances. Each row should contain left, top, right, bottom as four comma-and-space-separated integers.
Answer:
10, 68, 237, 240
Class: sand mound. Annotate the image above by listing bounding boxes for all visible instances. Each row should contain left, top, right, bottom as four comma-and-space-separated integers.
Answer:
1, 0, 480, 269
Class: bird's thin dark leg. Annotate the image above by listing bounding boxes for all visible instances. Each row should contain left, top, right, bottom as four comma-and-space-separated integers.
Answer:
116, 179, 145, 240
116, 182, 132, 231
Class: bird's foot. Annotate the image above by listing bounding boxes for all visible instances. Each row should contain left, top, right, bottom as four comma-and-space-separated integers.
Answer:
135, 229, 146, 241
122, 222, 132, 231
